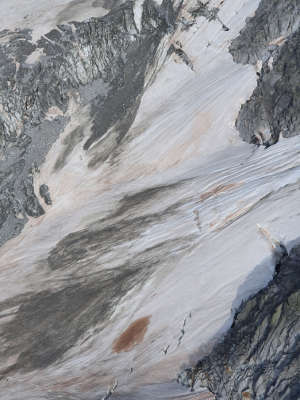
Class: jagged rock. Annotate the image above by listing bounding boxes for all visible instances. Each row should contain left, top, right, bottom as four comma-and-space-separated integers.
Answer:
230, 0, 300, 65
39, 184, 52, 205
169, 44, 194, 70
0, 0, 176, 246
235, 28, 300, 146
230, 0, 300, 146
179, 243, 300, 399
190, 2, 219, 22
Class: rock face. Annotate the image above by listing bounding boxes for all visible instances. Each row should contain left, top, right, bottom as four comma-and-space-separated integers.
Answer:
230, 0, 300, 146
0, 0, 176, 247
229, 0, 300, 65
178, 242, 300, 399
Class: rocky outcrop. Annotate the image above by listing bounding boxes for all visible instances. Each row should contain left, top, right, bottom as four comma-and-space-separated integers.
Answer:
178, 242, 300, 399
0, 0, 177, 247
235, 28, 300, 146
230, 0, 300, 146
230, 0, 300, 65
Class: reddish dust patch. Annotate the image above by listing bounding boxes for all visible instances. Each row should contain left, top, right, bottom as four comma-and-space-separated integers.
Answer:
51, 376, 82, 390
225, 365, 232, 374
242, 392, 251, 399
269, 36, 286, 46
200, 183, 242, 202
51, 372, 110, 392
113, 316, 151, 353
216, 202, 255, 232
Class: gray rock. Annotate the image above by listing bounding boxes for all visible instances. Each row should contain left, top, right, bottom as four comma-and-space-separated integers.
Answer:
178, 242, 300, 399
39, 184, 52, 205
230, 0, 300, 146
236, 28, 300, 146
0, 0, 178, 247
230, 0, 300, 65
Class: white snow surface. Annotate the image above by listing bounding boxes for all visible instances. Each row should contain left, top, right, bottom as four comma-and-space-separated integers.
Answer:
1, 0, 300, 399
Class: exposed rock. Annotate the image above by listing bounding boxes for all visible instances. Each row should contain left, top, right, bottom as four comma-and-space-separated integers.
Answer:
235, 27, 300, 146
178, 242, 300, 399
39, 184, 52, 205
190, 1, 219, 22
0, 0, 177, 246
186, 1, 229, 31
231, 0, 300, 146
169, 44, 194, 71
230, 0, 300, 65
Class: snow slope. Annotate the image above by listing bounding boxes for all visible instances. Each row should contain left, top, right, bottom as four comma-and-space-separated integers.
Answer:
0, 0, 299, 399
